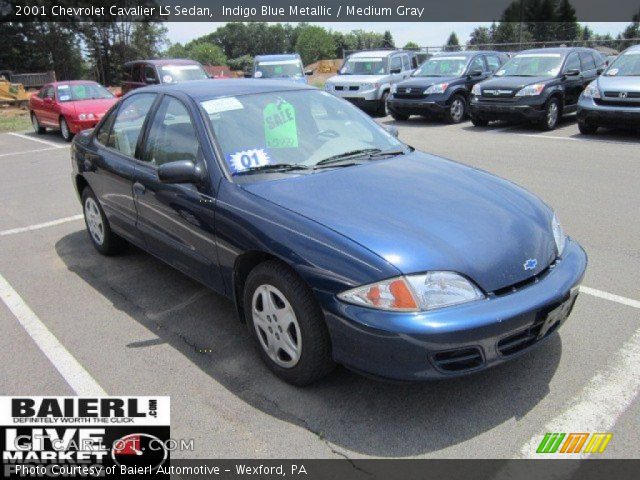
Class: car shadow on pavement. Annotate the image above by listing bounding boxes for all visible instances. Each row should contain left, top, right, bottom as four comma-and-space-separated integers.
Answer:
56, 230, 561, 457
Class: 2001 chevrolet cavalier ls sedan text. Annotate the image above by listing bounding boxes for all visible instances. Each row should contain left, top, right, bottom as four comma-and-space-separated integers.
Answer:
71, 80, 587, 385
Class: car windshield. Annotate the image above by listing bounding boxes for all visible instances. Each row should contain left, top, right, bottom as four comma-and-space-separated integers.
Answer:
256, 60, 304, 78
494, 53, 563, 77
341, 57, 387, 75
606, 50, 640, 76
160, 65, 208, 83
200, 90, 405, 176
57, 83, 113, 102
413, 57, 467, 77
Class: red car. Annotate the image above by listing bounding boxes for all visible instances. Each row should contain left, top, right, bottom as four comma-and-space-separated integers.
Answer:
29, 81, 118, 141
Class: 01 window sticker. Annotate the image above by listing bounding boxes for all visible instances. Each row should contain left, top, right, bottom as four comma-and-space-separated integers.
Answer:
227, 148, 272, 174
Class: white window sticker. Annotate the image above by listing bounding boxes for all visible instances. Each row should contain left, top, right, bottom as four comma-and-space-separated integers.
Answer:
227, 148, 272, 173
515, 53, 562, 58
59, 95, 71, 101
607, 68, 619, 76
201, 97, 244, 115
58, 85, 70, 89
258, 60, 300, 66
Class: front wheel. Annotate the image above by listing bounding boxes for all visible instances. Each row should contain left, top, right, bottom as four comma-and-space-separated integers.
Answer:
471, 115, 489, 127
60, 117, 74, 142
376, 91, 389, 117
244, 260, 335, 386
31, 112, 46, 134
538, 98, 560, 131
390, 110, 409, 121
578, 120, 598, 135
82, 187, 127, 255
444, 94, 467, 124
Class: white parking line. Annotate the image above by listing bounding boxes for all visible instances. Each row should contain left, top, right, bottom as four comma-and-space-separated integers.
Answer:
0, 272, 106, 396
0, 146, 66, 158
7, 132, 67, 148
0, 215, 83, 237
517, 133, 640, 145
580, 286, 640, 309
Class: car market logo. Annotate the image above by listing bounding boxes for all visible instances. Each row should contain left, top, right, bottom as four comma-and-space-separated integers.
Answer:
618, 92, 628, 98
111, 433, 168, 471
536, 432, 612, 454
523, 258, 538, 270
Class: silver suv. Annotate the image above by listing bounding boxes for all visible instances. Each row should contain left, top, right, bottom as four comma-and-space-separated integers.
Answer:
325, 50, 417, 116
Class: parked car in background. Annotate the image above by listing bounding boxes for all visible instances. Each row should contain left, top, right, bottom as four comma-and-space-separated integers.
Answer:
470, 47, 605, 130
387, 51, 509, 123
577, 44, 640, 134
325, 50, 419, 116
121, 59, 209, 94
248, 54, 310, 84
29, 81, 118, 141
71, 79, 586, 385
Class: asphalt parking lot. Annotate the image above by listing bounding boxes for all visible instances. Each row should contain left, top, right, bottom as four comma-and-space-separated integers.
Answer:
0, 116, 638, 460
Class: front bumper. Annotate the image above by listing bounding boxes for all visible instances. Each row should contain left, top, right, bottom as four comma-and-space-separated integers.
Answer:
470, 95, 547, 122
577, 97, 640, 127
387, 94, 448, 115
67, 117, 101, 134
326, 87, 382, 111
320, 238, 587, 381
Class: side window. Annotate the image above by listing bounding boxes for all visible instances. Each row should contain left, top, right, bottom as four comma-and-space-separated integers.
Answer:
390, 56, 402, 72
122, 66, 132, 82
486, 55, 501, 72
143, 96, 199, 166
401, 55, 410, 71
42, 86, 54, 99
594, 53, 605, 68
468, 56, 486, 73
564, 53, 581, 73
95, 107, 118, 146
579, 52, 596, 71
107, 94, 156, 157
143, 66, 157, 84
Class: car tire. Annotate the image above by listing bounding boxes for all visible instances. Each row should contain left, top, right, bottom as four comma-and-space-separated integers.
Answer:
81, 187, 127, 256
60, 117, 74, 142
471, 115, 489, 127
377, 91, 389, 117
390, 110, 409, 121
244, 260, 335, 386
443, 94, 467, 124
31, 112, 46, 134
578, 120, 598, 135
538, 97, 561, 131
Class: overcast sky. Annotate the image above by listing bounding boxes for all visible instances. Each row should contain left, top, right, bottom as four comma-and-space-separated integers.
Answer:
165, 22, 628, 49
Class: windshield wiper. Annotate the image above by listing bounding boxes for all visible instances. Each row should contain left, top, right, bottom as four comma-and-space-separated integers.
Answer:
314, 149, 382, 168
233, 163, 309, 176
368, 148, 408, 159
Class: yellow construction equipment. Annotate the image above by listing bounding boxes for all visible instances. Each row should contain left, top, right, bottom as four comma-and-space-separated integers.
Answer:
0, 76, 29, 108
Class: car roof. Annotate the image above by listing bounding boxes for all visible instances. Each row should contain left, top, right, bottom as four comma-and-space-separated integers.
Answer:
349, 50, 405, 58
254, 54, 300, 61
50, 80, 100, 87
124, 59, 202, 67
134, 79, 315, 101
624, 44, 640, 52
432, 51, 505, 58
514, 47, 594, 56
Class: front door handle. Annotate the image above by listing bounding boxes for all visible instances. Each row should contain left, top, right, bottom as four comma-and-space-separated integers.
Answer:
133, 182, 146, 195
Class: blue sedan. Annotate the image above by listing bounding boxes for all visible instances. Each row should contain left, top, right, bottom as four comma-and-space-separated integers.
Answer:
71, 80, 587, 385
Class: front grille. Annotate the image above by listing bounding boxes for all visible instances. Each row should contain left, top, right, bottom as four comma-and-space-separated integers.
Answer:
334, 86, 344, 91
395, 87, 425, 99
594, 98, 640, 108
481, 89, 515, 99
348, 86, 359, 91
492, 261, 556, 297
603, 91, 640, 98
432, 347, 484, 372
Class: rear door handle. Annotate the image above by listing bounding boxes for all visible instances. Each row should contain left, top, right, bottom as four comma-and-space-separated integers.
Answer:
133, 182, 146, 195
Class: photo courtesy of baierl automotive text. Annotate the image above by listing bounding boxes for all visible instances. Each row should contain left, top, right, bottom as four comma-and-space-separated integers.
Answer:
0, 0, 639, 478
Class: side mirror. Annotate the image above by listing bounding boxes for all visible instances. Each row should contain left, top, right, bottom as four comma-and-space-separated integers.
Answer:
145, 77, 158, 84
384, 125, 399, 137
115, 91, 123, 98
564, 69, 580, 76
390, 68, 402, 74
304, 70, 313, 76
468, 69, 483, 77
596, 68, 604, 75
158, 160, 204, 184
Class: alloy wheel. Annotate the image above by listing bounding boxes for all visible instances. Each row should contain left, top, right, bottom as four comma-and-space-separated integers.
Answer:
84, 197, 105, 245
252, 284, 302, 368
450, 98, 465, 122
547, 102, 559, 128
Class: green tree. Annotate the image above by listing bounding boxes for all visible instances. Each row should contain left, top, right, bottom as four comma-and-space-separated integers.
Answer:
295, 26, 336, 65
444, 32, 461, 51
382, 30, 395, 48
187, 43, 227, 65
617, 8, 640, 50
403, 41, 420, 50
467, 27, 492, 49
165, 42, 188, 59
556, 0, 580, 42
228, 55, 254, 72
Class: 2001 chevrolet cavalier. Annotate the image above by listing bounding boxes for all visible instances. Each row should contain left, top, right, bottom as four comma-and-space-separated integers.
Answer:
71, 80, 587, 385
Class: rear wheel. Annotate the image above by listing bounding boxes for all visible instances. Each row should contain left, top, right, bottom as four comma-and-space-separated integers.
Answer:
538, 98, 560, 131
390, 110, 409, 121
377, 91, 389, 117
60, 117, 73, 142
444, 94, 467, 124
471, 115, 489, 127
31, 112, 45, 134
578, 120, 598, 135
82, 187, 127, 255
244, 260, 335, 385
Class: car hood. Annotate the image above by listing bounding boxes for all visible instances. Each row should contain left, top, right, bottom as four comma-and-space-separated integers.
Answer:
595, 75, 640, 91
243, 152, 558, 293
67, 98, 118, 115
397, 76, 459, 88
327, 74, 389, 85
480, 75, 553, 91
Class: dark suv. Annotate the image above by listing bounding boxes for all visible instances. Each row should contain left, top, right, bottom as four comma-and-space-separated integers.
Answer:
121, 59, 209, 94
387, 51, 508, 123
469, 47, 604, 130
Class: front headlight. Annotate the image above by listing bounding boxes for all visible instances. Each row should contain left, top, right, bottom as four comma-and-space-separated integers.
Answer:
515, 84, 546, 96
552, 213, 566, 256
582, 80, 601, 99
338, 272, 485, 312
471, 83, 482, 96
78, 113, 95, 120
424, 83, 449, 95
